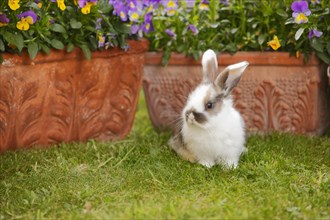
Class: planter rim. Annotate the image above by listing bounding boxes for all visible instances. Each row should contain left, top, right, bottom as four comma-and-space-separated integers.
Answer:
145, 51, 322, 66
1, 39, 148, 66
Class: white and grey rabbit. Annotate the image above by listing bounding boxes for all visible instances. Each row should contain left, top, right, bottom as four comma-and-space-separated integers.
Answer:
169, 49, 249, 169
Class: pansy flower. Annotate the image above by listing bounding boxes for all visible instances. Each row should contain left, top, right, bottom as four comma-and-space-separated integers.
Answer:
165, 29, 176, 38
0, 13, 10, 27
113, 1, 128, 21
128, 0, 143, 11
310, 0, 320, 5
127, 0, 143, 22
96, 18, 102, 30
78, 0, 97, 14
220, 0, 229, 5
144, 0, 160, 12
291, 0, 311, 24
161, 0, 178, 16
128, 10, 141, 22
267, 35, 281, 50
97, 33, 105, 48
130, 24, 140, 34
51, 0, 66, 11
187, 24, 198, 35
142, 13, 154, 33
8, 0, 20, 11
34, 0, 42, 8
16, 10, 37, 31
199, 0, 209, 10
186, 0, 195, 8
308, 29, 323, 39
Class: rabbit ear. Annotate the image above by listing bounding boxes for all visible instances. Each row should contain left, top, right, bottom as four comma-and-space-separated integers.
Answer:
215, 61, 249, 95
202, 49, 218, 83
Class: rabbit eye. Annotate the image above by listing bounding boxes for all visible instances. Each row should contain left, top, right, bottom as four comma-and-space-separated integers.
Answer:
206, 102, 214, 109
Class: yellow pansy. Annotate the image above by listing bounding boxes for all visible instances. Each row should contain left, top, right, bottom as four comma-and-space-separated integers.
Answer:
98, 34, 105, 44
8, 0, 20, 11
295, 13, 308, 24
147, 5, 153, 13
167, 9, 175, 16
267, 35, 281, 51
199, 3, 209, 10
16, 17, 33, 31
56, 0, 66, 11
167, 1, 175, 8
0, 23, 8, 27
81, 2, 95, 14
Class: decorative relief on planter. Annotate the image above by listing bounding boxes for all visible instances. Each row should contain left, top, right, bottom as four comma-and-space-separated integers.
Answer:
143, 66, 201, 130
143, 52, 329, 135
0, 40, 147, 151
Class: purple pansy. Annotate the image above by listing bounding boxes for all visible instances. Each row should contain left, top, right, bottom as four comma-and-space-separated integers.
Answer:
144, 0, 160, 9
141, 21, 154, 34
128, 9, 142, 22
161, 0, 178, 16
165, 29, 176, 38
130, 24, 140, 34
142, 12, 154, 33
187, 24, 198, 35
220, 0, 229, 5
113, 1, 128, 21
96, 18, 102, 30
78, 0, 97, 8
128, 0, 143, 11
186, 0, 195, 8
144, 12, 153, 23
108, 0, 115, 5
0, 13, 10, 25
17, 10, 37, 23
308, 29, 323, 39
291, 0, 311, 24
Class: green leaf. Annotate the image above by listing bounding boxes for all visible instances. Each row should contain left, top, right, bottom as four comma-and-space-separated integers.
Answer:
326, 42, 330, 54
70, 19, 82, 29
230, 28, 239, 34
40, 44, 50, 54
316, 52, 330, 64
51, 39, 64, 50
51, 24, 67, 33
311, 39, 323, 53
162, 50, 170, 66
27, 42, 39, 60
192, 51, 200, 60
295, 28, 305, 41
258, 34, 267, 45
0, 39, 4, 51
3, 32, 24, 52
276, 9, 288, 18
13, 33, 24, 52
67, 43, 74, 53
80, 45, 91, 60
285, 17, 295, 25
0, 54, 3, 64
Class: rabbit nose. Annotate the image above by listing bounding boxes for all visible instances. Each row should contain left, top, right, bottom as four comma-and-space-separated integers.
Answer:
185, 110, 194, 121
185, 110, 207, 124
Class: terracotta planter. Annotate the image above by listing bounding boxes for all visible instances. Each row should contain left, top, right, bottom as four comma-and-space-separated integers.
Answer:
143, 52, 330, 135
0, 40, 148, 152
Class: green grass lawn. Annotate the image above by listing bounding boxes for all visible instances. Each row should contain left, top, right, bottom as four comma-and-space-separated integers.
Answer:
1, 92, 329, 219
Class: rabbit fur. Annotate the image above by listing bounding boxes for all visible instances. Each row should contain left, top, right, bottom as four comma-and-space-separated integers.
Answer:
169, 49, 249, 168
